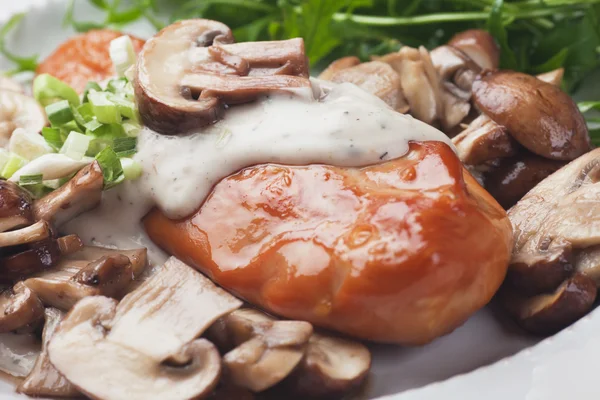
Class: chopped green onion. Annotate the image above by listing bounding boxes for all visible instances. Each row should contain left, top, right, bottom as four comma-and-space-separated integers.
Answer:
113, 137, 137, 157
60, 131, 92, 160
107, 78, 127, 94
109, 35, 136, 77
0, 149, 10, 172
19, 174, 43, 186
120, 157, 142, 180
41, 127, 64, 150
84, 119, 103, 133
33, 74, 80, 107
22, 183, 53, 199
88, 91, 122, 124
1, 153, 27, 179
9, 128, 53, 160
95, 147, 123, 186
108, 93, 137, 120
82, 82, 102, 103
45, 100, 74, 126
122, 121, 140, 137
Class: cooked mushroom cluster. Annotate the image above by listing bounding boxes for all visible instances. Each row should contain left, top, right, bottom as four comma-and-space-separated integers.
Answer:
321, 30, 591, 209
500, 149, 600, 334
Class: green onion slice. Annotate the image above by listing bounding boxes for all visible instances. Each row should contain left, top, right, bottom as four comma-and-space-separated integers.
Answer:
33, 74, 80, 107
19, 174, 43, 186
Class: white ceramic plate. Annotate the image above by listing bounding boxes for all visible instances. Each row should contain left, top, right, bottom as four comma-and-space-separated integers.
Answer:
1, 2, 599, 399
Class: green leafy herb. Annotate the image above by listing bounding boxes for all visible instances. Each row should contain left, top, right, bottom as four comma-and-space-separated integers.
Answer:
0, 13, 38, 74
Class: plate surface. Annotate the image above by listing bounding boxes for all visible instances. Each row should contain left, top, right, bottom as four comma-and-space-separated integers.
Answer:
0, 2, 599, 399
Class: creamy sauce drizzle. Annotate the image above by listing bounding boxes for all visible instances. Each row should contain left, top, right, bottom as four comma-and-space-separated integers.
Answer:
65, 79, 453, 265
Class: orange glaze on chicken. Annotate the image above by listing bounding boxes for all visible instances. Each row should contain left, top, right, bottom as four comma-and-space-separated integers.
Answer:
144, 141, 512, 344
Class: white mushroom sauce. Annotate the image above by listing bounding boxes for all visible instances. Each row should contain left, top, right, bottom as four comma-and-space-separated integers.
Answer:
65, 78, 454, 265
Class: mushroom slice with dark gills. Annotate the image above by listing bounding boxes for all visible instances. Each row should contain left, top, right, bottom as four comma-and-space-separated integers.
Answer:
135, 19, 311, 134
502, 148, 600, 333
18, 308, 79, 398
48, 257, 242, 400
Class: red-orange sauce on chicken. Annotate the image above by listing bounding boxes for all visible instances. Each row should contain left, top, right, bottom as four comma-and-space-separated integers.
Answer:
144, 142, 512, 344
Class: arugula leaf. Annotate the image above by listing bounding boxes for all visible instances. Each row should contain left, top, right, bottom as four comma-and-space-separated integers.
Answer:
281, 0, 372, 64
486, 0, 518, 70
0, 14, 38, 74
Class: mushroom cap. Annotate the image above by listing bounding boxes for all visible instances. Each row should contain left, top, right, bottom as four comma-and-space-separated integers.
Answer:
208, 308, 313, 393
0, 180, 33, 232
484, 151, 566, 210
284, 333, 371, 398
48, 296, 222, 400
0, 282, 44, 333
0, 91, 47, 146
318, 56, 361, 81
472, 70, 590, 160
448, 29, 500, 70
135, 19, 233, 134
501, 273, 597, 335
328, 61, 407, 113
24, 253, 138, 310
0, 238, 62, 284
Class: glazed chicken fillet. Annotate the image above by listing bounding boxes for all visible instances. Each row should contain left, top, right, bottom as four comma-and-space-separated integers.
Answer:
145, 141, 513, 344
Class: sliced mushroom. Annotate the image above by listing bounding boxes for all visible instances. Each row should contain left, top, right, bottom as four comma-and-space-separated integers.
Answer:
328, 61, 408, 113
136, 19, 310, 134
18, 308, 79, 397
452, 114, 518, 166
501, 273, 597, 335
508, 148, 600, 295
207, 308, 313, 393
318, 56, 360, 81
484, 152, 566, 210
0, 90, 47, 146
376, 47, 439, 125
0, 220, 50, 248
0, 180, 33, 232
25, 255, 134, 310
32, 161, 103, 227
448, 29, 500, 70
48, 296, 222, 400
0, 283, 43, 333
537, 68, 564, 87
472, 70, 590, 160
283, 333, 371, 398
108, 257, 241, 361
0, 332, 40, 377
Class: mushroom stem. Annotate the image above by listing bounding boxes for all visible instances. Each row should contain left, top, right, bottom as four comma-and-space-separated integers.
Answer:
32, 161, 103, 227
0, 220, 50, 248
